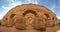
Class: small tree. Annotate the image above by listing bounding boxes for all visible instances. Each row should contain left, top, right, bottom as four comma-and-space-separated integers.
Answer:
59, 20, 60, 24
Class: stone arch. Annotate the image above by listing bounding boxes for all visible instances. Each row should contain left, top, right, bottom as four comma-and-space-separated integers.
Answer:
44, 13, 50, 19
10, 14, 15, 19
44, 13, 52, 26
1, 4, 57, 30
7, 14, 16, 27
23, 10, 37, 16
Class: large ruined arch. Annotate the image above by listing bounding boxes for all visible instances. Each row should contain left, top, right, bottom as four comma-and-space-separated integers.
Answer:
22, 10, 37, 29
1, 4, 57, 30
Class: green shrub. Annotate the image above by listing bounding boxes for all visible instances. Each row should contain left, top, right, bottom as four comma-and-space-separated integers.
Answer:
0, 20, 1, 25
50, 24, 55, 27
36, 27, 46, 31
39, 27, 46, 31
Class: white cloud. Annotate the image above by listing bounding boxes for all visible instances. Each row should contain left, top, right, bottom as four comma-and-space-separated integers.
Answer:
0, 8, 9, 19
26, 0, 40, 4
1, 6, 12, 19
11, 2, 22, 6
49, 8, 55, 12
2, 0, 23, 11
57, 17, 60, 19
2, 6, 11, 10
49, 3, 57, 13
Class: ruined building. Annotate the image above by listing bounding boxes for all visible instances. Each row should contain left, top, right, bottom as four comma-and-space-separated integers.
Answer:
1, 4, 58, 29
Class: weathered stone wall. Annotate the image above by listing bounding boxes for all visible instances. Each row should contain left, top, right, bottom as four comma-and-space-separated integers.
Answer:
1, 4, 57, 29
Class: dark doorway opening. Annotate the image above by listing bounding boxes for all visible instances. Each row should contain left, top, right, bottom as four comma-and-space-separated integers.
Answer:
10, 14, 15, 19
44, 14, 50, 19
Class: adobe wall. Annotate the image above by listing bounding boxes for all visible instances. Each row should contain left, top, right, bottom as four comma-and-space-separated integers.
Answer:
1, 4, 57, 29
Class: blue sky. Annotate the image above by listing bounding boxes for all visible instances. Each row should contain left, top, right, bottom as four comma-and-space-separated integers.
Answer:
0, 0, 60, 19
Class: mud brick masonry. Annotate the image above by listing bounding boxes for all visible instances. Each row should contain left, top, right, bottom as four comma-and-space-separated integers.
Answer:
1, 4, 59, 30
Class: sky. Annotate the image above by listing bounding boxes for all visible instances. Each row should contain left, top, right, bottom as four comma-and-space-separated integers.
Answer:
0, 0, 60, 19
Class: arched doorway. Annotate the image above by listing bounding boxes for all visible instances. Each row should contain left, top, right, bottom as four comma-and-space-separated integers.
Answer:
44, 13, 51, 26
23, 10, 37, 29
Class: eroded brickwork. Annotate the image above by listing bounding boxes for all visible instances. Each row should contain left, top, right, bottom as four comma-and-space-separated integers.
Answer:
1, 4, 57, 30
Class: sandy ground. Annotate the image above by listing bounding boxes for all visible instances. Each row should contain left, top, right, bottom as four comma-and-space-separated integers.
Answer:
0, 25, 60, 32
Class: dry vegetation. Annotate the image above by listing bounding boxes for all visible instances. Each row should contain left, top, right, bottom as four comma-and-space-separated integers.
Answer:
0, 20, 1, 25
59, 20, 60, 24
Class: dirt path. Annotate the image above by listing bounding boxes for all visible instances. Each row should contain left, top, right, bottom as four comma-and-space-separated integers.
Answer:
0, 25, 60, 32
46, 25, 60, 32
0, 26, 40, 32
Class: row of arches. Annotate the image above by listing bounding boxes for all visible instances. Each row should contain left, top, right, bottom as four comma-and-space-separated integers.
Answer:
6, 10, 54, 23
7, 10, 54, 21
4, 10, 56, 28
